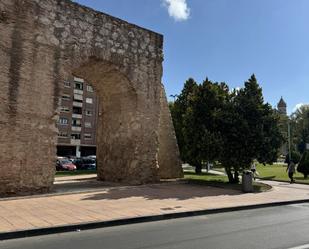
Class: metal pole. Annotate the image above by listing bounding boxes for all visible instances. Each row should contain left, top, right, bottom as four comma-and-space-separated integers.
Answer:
288, 121, 291, 162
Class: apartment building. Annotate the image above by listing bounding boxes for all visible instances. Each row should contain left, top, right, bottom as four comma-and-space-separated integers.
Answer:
57, 77, 99, 157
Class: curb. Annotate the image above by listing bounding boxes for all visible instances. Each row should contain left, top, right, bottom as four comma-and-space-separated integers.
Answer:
1, 198, 309, 241
257, 178, 309, 185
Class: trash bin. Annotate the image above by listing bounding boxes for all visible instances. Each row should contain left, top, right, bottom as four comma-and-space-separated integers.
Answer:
242, 170, 253, 193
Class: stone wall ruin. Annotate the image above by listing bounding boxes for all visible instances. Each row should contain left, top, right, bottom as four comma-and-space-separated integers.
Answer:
0, 0, 183, 195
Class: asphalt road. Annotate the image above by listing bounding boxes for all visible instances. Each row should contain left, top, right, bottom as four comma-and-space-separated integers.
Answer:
1, 204, 309, 249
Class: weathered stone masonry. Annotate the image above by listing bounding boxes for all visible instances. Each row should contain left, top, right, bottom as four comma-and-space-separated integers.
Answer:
0, 0, 183, 195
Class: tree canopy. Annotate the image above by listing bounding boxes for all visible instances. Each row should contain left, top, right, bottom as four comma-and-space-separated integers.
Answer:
291, 105, 309, 154
170, 74, 283, 182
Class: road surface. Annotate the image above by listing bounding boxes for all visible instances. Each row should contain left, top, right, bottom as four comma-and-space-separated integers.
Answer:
1, 203, 309, 249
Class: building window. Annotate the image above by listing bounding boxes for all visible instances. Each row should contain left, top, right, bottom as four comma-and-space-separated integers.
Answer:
60, 106, 70, 113
73, 107, 82, 115
84, 133, 92, 140
87, 85, 94, 92
71, 133, 81, 140
61, 94, 71, 101
58, 132, 68, 138
86, 98, 93, 104
74, 82, 83, 90
84, 122, 92, 128
59, 118, 69, 125
64, 81, 71, 88
72, 119, 81, 127
85, 110, 93, 116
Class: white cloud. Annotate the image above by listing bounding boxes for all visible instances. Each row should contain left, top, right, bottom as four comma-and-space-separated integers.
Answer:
163, 0, 190, 21
293, 103, 309, 112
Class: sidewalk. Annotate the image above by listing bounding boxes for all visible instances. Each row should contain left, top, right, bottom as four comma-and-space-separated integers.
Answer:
0, 178, 309, 238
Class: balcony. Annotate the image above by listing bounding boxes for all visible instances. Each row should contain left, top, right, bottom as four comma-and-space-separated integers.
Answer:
70, 139, 81, 145
71, 126, 82, 132
73, 77, 84, 83
74, 94, 83, 101
72, 114, 82, 119
74, 89, 83, 95
73, 101, 83, 108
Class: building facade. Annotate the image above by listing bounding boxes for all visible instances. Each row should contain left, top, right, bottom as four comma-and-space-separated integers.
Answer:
57, 77, 99, 157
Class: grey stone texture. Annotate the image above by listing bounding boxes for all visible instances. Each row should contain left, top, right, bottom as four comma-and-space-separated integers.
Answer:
0, 0, 182, 195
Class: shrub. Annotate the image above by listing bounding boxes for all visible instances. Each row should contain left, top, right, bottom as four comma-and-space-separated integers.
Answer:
297, 151, 309, 178
285, 151, 301, 164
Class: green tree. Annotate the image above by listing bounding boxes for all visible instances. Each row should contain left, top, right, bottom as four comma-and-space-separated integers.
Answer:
219, 91, 246, 183
220, 75, 283, 183
171, 75, 283, 182
182, 79, 228, 173
284, 150, 301, 165
291, 105, 309, 154
277, 113, 289, 155
257, 105, 284, 164
297, 151, 309, 178
170, 78, 198, 162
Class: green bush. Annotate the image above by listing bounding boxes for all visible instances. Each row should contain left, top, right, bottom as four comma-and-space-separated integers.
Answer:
297, 151, 309, 178
285, 151, 301, 164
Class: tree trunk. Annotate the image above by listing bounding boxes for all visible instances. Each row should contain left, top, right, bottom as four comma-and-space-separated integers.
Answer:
195, 165, 202, 174
225, 167, 234, 183
233, 171, 240, 183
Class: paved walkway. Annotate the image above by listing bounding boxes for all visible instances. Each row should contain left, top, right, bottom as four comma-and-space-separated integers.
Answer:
0, 179, 309, 234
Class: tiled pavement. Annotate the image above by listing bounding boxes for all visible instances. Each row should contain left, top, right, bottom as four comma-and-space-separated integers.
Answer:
0, 179, 309, 233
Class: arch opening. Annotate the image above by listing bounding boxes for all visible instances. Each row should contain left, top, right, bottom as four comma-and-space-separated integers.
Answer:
67, 59, 160, 184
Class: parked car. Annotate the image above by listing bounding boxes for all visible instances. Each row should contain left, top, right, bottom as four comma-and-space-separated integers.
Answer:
67, 155, 77, 162
82, 158, 96, 170
56, 157, 77, 171
73, 157, 96, 170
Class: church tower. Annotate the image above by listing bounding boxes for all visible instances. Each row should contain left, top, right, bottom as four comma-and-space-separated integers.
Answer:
277, 97, 287, 115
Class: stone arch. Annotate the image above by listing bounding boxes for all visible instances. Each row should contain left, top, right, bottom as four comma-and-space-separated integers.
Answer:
0, 0, 182, 195
71, 58, 159, 184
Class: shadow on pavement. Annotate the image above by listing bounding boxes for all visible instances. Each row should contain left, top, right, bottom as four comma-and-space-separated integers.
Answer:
52, 179, 122, 194
81, 183, 242, 201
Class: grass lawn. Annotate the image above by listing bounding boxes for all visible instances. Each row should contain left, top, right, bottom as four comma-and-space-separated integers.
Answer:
184, 172, 271, 192
256, 164, 309, 184
55, 170, 97, 177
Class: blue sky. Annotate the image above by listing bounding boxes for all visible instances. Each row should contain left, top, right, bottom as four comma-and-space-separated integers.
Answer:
75, 0, 309, 114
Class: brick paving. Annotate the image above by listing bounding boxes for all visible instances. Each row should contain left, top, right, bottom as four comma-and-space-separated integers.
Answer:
0, 180, 309, 233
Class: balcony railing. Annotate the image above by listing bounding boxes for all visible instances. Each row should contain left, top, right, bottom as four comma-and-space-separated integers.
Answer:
73, 77, 84, 83
70, 139, 81, 145
74, 94, 83, 101
74, 89, 83, 95
73, 101, 83, 107
72, 114, 82, 119
71, 126, 82, 132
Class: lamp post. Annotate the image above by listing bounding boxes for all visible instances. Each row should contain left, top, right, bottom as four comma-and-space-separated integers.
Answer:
288, 121, 291, 162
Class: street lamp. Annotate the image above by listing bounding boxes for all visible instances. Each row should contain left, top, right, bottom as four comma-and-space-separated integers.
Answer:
288, 121, 291, 162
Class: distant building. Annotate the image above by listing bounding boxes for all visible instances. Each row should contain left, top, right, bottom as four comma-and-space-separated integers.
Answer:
277, 96, 287, 115
57, 77, 99, 157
